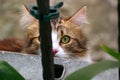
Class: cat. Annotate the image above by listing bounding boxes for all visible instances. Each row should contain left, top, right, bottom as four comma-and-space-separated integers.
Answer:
20, 6, 91, 62
0, 38, 25, 52
0, 6, 92, 62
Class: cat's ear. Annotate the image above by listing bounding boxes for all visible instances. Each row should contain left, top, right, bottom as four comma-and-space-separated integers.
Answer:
20, 5, 37, 28
23, 5, 30, 12
67, 6, 89, 25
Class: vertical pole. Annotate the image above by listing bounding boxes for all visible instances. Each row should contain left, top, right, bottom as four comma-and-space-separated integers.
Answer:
118, 0, 120, 80
37, 0, 54, 80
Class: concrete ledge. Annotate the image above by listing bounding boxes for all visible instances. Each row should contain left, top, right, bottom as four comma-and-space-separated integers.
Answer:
0, 51, 118, 80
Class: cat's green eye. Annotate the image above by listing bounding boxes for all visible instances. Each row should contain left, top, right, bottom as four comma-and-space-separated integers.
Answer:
60, 35, 70, 44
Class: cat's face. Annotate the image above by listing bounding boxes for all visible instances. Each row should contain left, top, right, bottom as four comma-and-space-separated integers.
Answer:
51, 6, 90, 60
51, 18, 87, 58
21, 6, 91, 61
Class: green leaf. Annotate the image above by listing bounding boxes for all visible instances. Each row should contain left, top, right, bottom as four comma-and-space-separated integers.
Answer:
65, 60, 120, 80
101, 44, 120, 61
0, 61, 25, 80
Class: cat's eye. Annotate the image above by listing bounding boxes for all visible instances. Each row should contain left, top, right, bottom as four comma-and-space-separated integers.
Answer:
60, 35, 70, 44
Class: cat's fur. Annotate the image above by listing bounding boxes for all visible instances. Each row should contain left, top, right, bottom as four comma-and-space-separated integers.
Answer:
20, 6, 91, 62
0, 38, 25, 52
0, 6, 92, 62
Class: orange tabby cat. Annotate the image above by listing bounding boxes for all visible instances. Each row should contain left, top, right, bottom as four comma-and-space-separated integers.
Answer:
20, 6, 91, 61
0, 38, 24, 52
0, 6, 91, 62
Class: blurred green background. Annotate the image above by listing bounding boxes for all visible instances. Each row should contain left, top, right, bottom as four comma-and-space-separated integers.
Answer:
0, 0, 118, 61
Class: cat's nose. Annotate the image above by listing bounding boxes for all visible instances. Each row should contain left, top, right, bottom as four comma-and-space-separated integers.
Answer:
52, 49, 58, 56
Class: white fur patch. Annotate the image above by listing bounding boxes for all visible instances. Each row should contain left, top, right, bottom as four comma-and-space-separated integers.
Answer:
51, 31, 69, 57
78, 53, 93, 63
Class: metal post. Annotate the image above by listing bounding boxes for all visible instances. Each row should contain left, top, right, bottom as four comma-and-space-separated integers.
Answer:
37, 0, 54, 80
118, 0, 120, 80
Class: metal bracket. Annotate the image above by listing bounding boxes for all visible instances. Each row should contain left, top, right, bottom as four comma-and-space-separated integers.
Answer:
30, 2, 63, 21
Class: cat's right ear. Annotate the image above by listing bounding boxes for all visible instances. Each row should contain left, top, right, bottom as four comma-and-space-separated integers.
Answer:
20, 5, 37, 28
67, 6, 89, 26
23, 5, 30, 12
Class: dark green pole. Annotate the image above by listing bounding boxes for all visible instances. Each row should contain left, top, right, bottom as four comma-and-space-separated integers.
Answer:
118, 0, 120, 80
36, 0, 54, 80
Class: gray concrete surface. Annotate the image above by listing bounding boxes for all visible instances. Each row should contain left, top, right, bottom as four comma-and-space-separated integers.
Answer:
0, 51, 119, 80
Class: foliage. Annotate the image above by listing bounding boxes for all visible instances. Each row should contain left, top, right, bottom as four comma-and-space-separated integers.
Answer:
0, 61, 25, 80
65, 44, 120, 80
101, 44, 120, 61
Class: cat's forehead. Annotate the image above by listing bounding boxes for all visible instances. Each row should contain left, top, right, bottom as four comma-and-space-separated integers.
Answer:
51, 17, 82, 33
50, 17, 67, 30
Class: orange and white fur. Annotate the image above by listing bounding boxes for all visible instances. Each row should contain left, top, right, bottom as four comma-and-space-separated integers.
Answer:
0, 6, 92, 62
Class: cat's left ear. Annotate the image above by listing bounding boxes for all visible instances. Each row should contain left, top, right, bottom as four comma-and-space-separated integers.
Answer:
67, 6, 89, 25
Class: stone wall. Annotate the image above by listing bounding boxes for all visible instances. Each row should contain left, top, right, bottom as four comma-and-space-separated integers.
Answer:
0, 51, 118, 80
